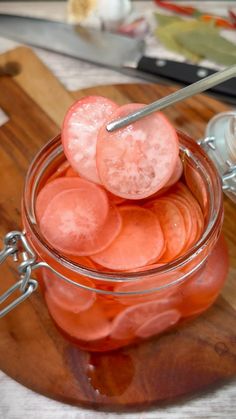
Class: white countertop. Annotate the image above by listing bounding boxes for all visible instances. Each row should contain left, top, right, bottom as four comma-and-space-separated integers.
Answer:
0, 2, 236, 418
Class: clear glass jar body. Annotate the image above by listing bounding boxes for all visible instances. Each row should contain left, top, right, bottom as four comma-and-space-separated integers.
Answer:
22, 132, 229, 352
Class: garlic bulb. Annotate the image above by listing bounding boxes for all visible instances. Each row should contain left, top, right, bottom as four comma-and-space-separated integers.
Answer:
96, 0, 132, 26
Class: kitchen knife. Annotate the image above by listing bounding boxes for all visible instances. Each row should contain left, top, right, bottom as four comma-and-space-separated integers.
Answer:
0, 14, 235, 101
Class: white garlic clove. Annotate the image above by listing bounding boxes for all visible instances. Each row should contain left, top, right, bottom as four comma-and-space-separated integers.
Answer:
96, 0, 132, 24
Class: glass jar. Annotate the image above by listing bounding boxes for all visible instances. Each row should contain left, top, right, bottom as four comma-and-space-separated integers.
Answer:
0, 130, 228, 352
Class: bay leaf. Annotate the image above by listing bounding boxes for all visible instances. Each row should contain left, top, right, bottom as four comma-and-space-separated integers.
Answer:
155, 20, 204, 62
176, 29, 236, 65
154, 12, 183, 26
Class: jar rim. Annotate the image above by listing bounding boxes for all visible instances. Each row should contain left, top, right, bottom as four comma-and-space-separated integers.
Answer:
23, 131, 223, 291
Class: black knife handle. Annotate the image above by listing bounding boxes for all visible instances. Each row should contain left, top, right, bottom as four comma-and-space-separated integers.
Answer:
137, 56, 236, 99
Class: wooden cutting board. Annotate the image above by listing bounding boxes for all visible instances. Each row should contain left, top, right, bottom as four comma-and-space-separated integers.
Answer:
0, 46, 236, 411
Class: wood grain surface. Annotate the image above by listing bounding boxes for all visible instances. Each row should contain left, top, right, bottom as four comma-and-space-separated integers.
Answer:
0, 47, 236, 412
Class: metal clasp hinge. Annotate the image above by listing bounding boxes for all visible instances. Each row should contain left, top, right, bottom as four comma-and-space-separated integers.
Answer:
222, 160, 236, 192
197, 136, 216, 151
198, 136, 236, 194
0, 231, 39, 318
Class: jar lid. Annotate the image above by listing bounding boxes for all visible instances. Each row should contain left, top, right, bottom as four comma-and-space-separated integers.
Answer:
199, 110, 236, 203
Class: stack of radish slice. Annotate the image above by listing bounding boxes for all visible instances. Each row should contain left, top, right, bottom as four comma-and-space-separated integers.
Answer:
36, 95, 205, 272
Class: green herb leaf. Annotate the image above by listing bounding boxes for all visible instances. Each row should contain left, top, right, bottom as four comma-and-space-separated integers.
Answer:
154, 12, 184, 26
155, 20, 204, 62
176, 28, 236, 65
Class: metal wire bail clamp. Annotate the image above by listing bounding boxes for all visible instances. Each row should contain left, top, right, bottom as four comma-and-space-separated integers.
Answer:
0, 231, 39, 318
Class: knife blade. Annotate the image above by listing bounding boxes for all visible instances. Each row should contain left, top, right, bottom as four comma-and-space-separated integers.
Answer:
0, 14, 235, 102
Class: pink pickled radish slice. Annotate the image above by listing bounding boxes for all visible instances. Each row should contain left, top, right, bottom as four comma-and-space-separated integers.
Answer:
136, 309, 180, 338
97, 104, 179, 199
146, 198, 186, 262
115, 265, 182, 292
43, 268, 96, 313
36, 177, 107, 221
91, 206, 165, 270
165, 157, 183, 187
65, 166, 79, 177
115, 266, 183, 305
110, 299, 178, 340
106, 191, 127, 205
167, 195, 194, 251
46, 298, 111, 341
46, 161, 70, 184
40, 189, 122, 256
62, 96, 118, 184
65, 255, 97, 267
174, 182, 204, 240
184, 161, 208, 215
146, 164, 182, 202
99, 185, 126, 205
